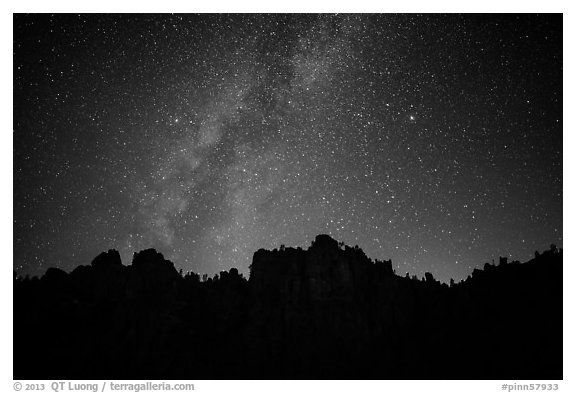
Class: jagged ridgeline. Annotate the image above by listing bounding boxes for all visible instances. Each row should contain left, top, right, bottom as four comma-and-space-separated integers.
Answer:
14, 235, 562, 380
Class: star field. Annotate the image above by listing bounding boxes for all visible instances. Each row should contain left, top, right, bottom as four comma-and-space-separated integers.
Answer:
14, 14, 562, 282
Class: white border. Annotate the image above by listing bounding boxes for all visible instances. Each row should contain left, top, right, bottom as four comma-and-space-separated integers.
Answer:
3, 2, 573, 392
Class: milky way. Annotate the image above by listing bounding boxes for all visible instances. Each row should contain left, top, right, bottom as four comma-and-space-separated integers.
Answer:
14, 14, 562, 282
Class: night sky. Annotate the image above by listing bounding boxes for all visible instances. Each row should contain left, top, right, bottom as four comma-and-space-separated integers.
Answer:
14, 14, 562, 282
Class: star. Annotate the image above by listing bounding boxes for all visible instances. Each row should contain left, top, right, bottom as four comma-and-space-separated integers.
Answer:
13, 14, 562, 284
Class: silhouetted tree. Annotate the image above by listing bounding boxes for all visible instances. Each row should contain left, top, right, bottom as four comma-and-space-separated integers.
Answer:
550, 244, 558, 253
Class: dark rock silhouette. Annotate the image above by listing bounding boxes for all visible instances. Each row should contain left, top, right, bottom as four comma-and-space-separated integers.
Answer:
91, 249, 122, 269
14, 235, 562, 379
